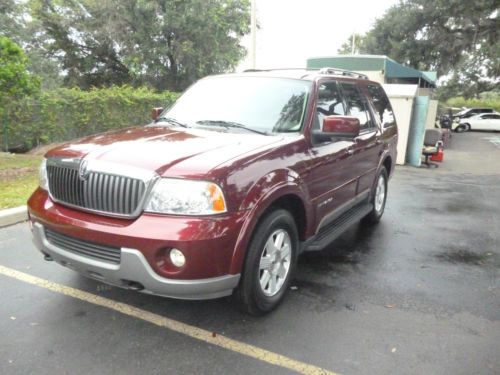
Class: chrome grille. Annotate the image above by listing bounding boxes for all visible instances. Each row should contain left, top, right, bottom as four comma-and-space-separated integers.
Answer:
47, 164, 147, 217
45, 228, 121, 264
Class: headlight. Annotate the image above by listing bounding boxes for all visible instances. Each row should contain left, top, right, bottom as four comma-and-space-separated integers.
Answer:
145, 178, 227, 215
39, 159, 49, 190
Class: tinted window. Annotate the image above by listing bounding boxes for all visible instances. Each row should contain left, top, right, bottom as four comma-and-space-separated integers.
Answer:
316, 81, 346, 116
367, 84, 396, 129
339, 83, 373, 131
482, 114, 500, 119
313, 81, 346, 132
472, 109, 493, 114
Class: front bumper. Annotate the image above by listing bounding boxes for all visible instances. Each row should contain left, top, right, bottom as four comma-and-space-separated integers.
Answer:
32, 222, 240, 299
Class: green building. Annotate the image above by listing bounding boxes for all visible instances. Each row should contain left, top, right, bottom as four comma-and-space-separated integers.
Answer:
307, 55, 438, 166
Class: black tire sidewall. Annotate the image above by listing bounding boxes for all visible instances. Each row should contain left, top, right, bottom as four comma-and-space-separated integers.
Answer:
374, 168, 388, 217
363, 167, 388, 224
238, 209, 298, 314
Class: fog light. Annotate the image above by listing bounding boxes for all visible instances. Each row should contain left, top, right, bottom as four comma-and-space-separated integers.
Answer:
170, 248, 185, 267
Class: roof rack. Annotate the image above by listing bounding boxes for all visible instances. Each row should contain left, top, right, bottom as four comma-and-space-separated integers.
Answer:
317, 67, 368, 80
242, 68, 308, 73
242, 67, 369, 80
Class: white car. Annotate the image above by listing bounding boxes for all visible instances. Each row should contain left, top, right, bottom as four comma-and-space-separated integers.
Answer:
453, 113, 500, 132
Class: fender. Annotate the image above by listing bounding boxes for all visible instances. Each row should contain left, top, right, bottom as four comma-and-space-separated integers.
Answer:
370, 149, 393, 199
228, 169, 313, 275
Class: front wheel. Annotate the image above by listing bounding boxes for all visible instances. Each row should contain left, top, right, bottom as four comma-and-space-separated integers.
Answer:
363, 167, 388, 224
235, 209, 298, 315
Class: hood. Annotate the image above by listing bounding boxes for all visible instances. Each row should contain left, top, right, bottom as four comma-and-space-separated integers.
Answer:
45, 126, 285, 177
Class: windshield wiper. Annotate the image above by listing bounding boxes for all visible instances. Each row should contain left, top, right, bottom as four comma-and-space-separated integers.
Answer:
155, 116, 189, 128
196, 120, 267, 135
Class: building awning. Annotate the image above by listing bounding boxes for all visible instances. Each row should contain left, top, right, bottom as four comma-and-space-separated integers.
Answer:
307, 55, 436, 87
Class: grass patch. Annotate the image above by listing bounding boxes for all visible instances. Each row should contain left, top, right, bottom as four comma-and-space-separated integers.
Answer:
0, 153, 42, 209
0, 152, 43, 170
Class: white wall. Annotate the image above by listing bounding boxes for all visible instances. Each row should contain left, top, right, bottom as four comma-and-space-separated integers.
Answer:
425, 100, 439, 129
383, 84, 419, 165
356, 70, 385, 83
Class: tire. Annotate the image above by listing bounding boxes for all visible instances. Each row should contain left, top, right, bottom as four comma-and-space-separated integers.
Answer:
235, 209, 298, 315
456, 123, 470, 133
363, 167, 388, 224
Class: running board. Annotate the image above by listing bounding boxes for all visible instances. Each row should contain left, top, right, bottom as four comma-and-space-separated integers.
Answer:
303, 203, 373, 252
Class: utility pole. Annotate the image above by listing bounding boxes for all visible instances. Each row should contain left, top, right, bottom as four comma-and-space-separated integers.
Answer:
251, 0, 257, 69
351, 33, 356, 55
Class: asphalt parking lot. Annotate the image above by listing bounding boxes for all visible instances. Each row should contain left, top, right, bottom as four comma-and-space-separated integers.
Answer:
1, 131, 499, 375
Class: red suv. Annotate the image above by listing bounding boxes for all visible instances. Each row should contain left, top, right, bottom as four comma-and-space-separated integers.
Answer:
28, 68, 397, 314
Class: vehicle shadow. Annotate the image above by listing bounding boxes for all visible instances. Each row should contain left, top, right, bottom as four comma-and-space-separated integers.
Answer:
68, 222, 383, 327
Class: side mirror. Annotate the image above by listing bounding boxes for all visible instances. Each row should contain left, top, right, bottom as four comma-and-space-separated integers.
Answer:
312, 116, 360, 143
151, 107, 164, 121
322, 116, 360, 137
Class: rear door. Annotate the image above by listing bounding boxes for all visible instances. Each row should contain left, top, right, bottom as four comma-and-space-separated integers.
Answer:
480, 114, 500, 131
338, 82, 382, 196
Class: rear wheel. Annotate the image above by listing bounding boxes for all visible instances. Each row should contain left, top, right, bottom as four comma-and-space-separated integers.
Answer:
456, 123, 470, 132
235, 209, 298, 315
363, 167, 388, 224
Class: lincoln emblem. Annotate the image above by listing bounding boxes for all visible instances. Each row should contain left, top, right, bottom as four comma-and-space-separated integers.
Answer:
78, 159, 89, 181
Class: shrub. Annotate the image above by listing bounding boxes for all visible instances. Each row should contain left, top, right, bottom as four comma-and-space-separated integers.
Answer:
445, 96, 500, 112
1, 86, 179, 151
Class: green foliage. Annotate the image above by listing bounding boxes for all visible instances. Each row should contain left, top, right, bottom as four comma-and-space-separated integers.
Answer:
28, 0, 250, 91
445, 95, 500, 112
0, 36, 40, 103
1, 86, 179, 151
339, 0, 499, 98
0, 0, 64, 90
0, 0, 24, 41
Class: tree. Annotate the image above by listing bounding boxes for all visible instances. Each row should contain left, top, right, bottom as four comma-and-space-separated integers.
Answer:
338, 0, 499, 98
0, 36, 40, 150
0, 0, 25, 42
0, 37, 40, 104
1, 0, 63, 90
29, 0, 250, 91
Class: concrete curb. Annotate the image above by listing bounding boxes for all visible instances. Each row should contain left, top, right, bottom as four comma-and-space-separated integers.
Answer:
0, 206, 28, 228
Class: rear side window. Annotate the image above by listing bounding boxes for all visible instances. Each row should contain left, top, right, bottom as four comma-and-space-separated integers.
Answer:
367, 84, 396, 129
339, 83, 373, 131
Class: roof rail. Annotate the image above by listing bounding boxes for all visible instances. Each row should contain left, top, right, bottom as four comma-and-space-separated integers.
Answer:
318, 67, 368, 80
242, 68, 308, 73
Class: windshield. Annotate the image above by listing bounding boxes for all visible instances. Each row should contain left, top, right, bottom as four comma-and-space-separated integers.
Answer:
163, 76, 312, 134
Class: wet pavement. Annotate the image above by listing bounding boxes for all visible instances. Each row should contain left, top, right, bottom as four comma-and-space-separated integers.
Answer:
1, 131, 499, 374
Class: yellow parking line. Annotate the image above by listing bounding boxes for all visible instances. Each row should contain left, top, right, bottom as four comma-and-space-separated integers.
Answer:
0, 265, 338, 375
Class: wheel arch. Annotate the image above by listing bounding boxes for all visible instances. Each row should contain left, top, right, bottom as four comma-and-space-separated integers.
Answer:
382, 154, 393, 177
229, 188, 311, 275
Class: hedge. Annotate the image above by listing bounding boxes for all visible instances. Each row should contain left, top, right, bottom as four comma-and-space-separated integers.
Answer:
445, 96, 500, 112
1, 86, 179, 151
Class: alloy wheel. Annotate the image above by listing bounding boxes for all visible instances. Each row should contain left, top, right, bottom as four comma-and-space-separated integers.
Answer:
258, 229, 292, 297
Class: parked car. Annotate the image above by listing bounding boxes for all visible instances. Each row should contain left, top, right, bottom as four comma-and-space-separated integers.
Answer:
453, 113, 500, 132
28, 68, 398, 314
452, 107, 495, 120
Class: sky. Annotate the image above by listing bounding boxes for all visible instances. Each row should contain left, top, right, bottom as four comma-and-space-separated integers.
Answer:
237, 0, 399, 71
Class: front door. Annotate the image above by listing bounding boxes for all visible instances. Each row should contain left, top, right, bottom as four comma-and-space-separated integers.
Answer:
305, 80, 358, 231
